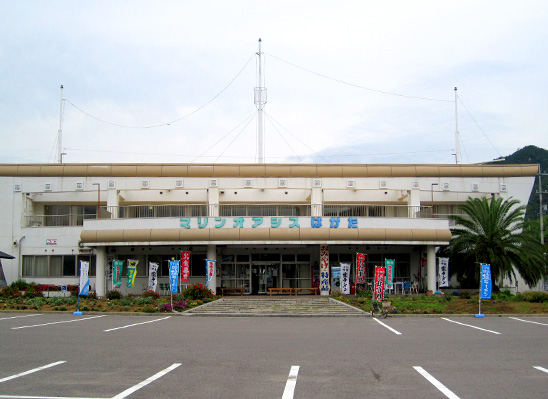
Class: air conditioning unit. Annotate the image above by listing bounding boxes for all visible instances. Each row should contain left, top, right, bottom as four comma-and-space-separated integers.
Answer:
108, 180, 116, 189
312, 178, 322, 188
379, 180, 388, 189
243, 178, 253, 188
175, 179, 184, 188
209, 179, 218, 188
44, 183, 52, 191
75, 181, 84, 191
140, 180, 150, 189
412, 181, 420, 189
278, 178, 288, 188
442, 182, 450, 191
500, 183, 508, 192
13, 183, 22, 192
471, 183, 479, 192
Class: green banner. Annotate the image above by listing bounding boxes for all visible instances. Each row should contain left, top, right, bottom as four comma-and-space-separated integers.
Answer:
113, 260, 123, 288
127, 260, 138, 288
385, 259, 395, 288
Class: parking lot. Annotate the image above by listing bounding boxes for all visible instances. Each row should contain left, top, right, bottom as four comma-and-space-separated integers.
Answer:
0, 313, 547, 399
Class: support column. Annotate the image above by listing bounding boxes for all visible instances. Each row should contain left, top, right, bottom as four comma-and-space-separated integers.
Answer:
207, 245, 217, 295
426, 245, 436, 293
320, 244, 330, 296
96, 247, 106, 298
107, 188, 119, 218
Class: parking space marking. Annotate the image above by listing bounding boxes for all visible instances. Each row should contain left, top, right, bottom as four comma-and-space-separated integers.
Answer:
372, 318, 402, 335
103, 316, 171, 332
510, 317, 548, 326
533, 366, 548, 374
441, 317, 501, 335
0, 395, 106, 398
281, 366, 299, 399
0, 314, 42, 321
0, 361, 66, 383
11, 316, 106, 330
111, 363, 181, 399
414, 366, 460, 399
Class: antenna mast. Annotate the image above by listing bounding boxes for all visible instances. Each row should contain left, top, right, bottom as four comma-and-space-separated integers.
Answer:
454, 87, 461, 164
57, 84, 64, 163
254, 38, 267, 163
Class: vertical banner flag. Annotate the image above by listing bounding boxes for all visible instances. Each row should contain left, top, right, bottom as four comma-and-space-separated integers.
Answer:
320, 245, 330, 294
356, 253, 366, 284
438, 258, 449, 288
480, 263, 492, 299
113, 260, 123, 288
205, 259, 216, 289
374, 266, 386, 302
126, 260, 138, 288
148, 262, 159, 292
79, 261, 90, 296
385, 259, 395, 289
340, 263, 351, 294
181, 251, 191, 281
169, 260, 180, 294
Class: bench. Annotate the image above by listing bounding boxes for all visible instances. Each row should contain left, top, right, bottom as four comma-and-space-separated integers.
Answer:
292, 287, 319, 295
268, 287, 293, 296
221, 287, 244, 296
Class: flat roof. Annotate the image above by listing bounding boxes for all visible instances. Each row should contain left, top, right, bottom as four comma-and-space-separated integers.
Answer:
0, 163, 539, 178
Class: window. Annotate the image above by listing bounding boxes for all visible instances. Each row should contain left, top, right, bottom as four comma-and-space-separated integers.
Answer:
21, 255, 96, 277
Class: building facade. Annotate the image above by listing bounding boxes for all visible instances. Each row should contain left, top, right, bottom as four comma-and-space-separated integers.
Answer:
0, 163, 538, 296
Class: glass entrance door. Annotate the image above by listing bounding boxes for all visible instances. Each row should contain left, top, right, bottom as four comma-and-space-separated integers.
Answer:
251, 263, 279, 294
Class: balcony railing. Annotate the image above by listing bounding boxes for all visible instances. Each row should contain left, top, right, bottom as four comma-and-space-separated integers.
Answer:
24, 204, 443, 227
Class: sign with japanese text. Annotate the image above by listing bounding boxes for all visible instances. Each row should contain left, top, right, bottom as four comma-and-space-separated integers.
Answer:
356, 253, 366, 284
319, 245, 330, 294
113, 260, 123, 288
181, 251, 191, 281
374, 266, 386, 302
46, 239, 57, 245
385, 259, 395, 289
169, 260, 180, 294
180, 216, 370, 230
438, 258, 449, 288
148, 262, 159, 292
78, 261, 90, 296
480, 263, 492, 299
340, 263, 351, 294
126, 260, 138, 288
205, 259, 215, 289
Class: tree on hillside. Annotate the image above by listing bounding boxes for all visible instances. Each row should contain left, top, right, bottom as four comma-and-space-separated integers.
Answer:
448, 196, 547, 289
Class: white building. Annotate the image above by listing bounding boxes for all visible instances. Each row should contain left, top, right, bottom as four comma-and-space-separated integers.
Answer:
0, 162, 538, 296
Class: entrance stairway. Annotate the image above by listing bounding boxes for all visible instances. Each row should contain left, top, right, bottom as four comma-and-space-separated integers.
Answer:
185, 296, 367, 317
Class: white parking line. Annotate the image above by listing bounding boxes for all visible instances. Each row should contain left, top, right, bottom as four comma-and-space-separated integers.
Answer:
533, 366, 548, 374
510, 317, 548, 326
372, 318, 402, 335
281, 366, 300, 399
111, 363, 181, 399
11, 316, 106, 330
0, 314, 42, 321
414, 366, 461, 399
0, 395, 106, 399
441, 317, 501, 334
0, 361, 66, 383
103, 316, 171, 332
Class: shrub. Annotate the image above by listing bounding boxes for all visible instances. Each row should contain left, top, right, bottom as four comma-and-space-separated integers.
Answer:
0, 286, 22, 299
142, 290, 160, 299
10, 279, 30, 291
459, 291, 471, 299
134, 297, 154, 306
173, 299, 187, 311
87, 292, 98, 300
182, 284, 214, 301
159, 303, 172, 312
515, 291, 548, 303
142, 306, 157, 313
106, 290, 122, 300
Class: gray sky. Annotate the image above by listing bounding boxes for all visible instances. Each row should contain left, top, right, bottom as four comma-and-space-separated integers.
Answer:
1, 1, 547, 165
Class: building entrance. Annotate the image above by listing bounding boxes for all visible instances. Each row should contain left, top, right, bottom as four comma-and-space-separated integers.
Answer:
251, 263, 279, 294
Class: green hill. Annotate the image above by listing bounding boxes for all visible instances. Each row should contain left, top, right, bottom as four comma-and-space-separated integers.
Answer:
489, 145, 548, 220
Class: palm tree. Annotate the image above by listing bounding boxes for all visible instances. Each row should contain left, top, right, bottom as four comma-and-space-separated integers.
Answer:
449, 196, 547, 288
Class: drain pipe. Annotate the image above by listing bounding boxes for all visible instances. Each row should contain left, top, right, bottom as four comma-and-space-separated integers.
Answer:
15, 236, 25, 280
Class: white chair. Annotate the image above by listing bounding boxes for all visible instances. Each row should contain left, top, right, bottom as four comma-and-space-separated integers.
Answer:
410, 281, 419, 294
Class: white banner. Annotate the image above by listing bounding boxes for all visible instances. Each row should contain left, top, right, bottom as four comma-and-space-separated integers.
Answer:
438, 257, 449, 288
340, 263, 351, 294
79, 261, 90, 296
148, 262, 159, 292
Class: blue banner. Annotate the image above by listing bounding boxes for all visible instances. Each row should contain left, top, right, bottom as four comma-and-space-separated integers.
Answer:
480, 263, 492, 299
169, 260, 180, 294
79, 261, 90, 296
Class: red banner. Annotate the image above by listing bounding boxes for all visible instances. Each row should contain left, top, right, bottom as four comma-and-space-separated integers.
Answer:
374, 266, 386, 302
356, 253, 366, 284
181, 251, 191, 281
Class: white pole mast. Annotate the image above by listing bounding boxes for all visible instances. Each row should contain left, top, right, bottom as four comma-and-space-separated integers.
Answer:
57, 84, 64, 164
454, 87, 461, 164
254, 38, 267, 163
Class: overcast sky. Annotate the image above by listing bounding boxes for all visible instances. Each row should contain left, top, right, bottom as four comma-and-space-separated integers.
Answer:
1, 1, 547, 165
